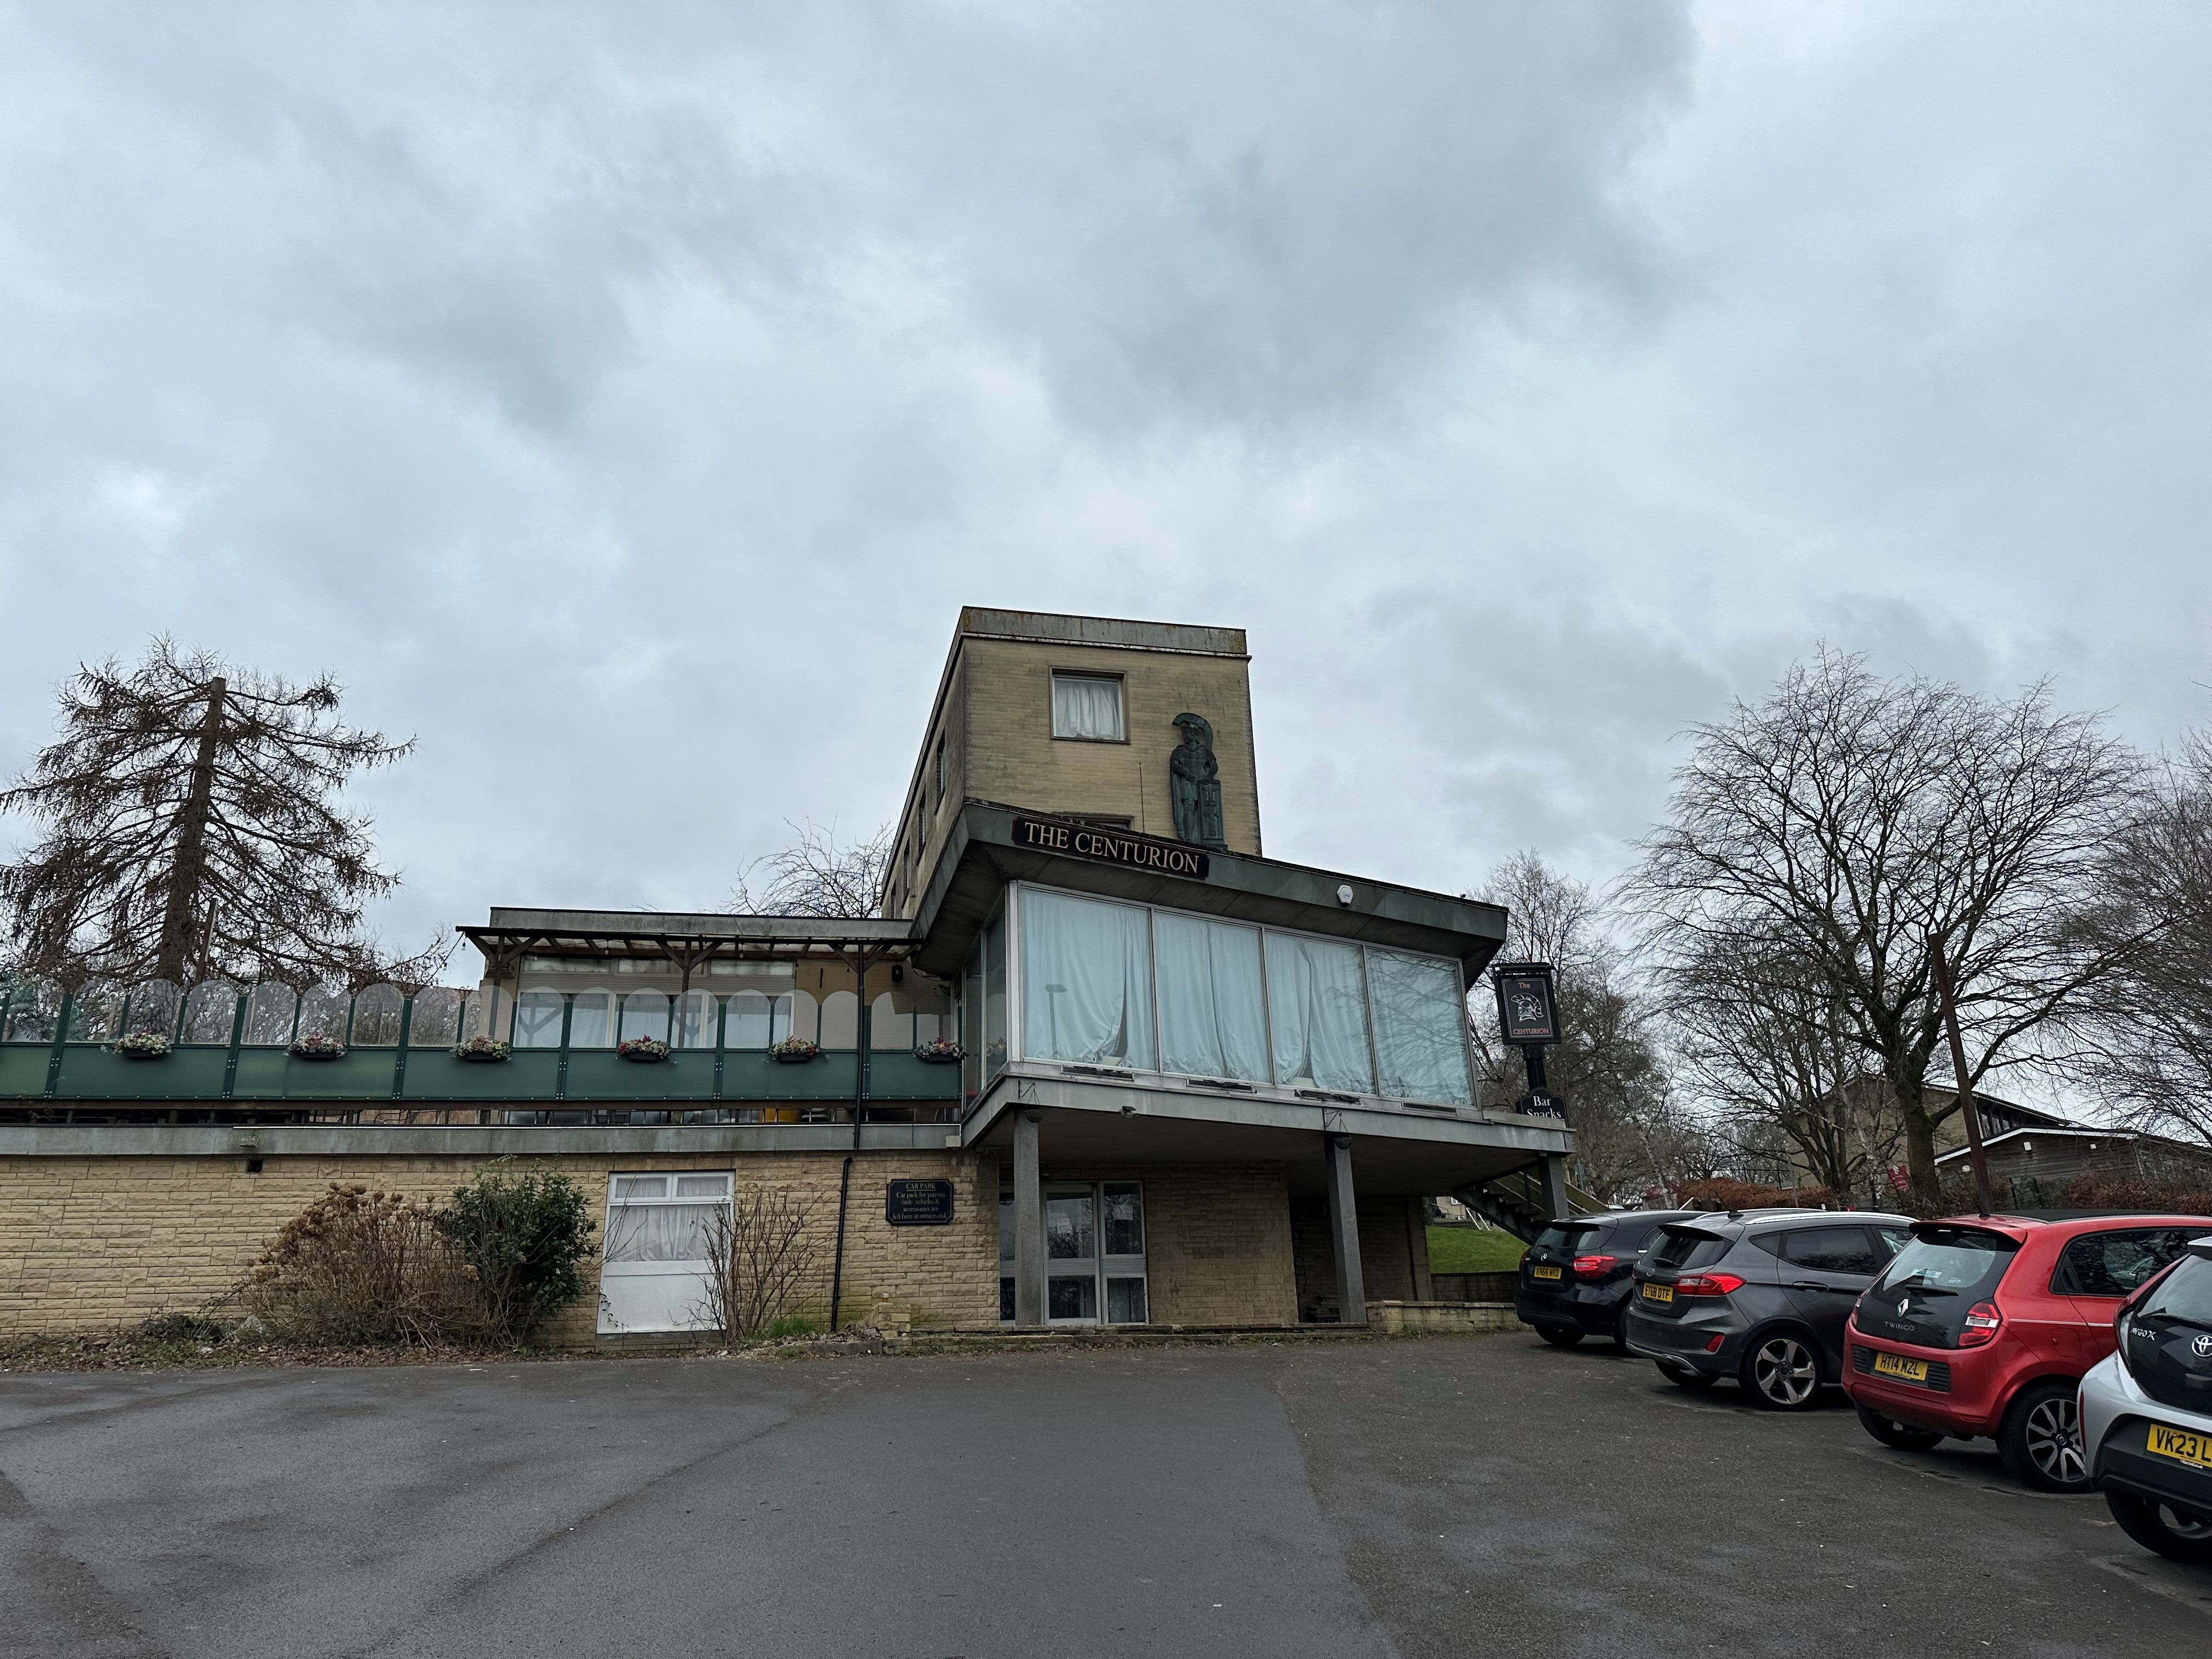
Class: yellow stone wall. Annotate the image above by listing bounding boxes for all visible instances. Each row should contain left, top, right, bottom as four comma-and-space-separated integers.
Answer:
884, 625, 1261, 918
0, 1150, 999, 1342
0, 1150, 1321, 1339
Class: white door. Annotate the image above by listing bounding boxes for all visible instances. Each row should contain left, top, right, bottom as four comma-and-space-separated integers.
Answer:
597, 1172, 732, 1334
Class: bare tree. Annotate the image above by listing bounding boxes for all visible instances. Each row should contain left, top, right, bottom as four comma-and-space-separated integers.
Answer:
1665, 935, 1905, 1206
1627, 651, 2142, 1209
730, 819, 891, 919
1473, 852, 1703, 1201
2079, 728, 2212, 1144
695, 1188, 821, 1339
0, 641, 448, 987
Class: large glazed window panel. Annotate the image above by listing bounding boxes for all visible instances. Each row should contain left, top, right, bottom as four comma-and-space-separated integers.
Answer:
1367, 949, 1472, 1105
1265, 933, 1373, 1093
1050, 673, 1125, 741
1154, 913, 1267, 1081
1019, 890, 1156, 1069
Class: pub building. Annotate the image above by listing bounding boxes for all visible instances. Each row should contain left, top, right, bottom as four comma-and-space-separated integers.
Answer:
0, 609, 1574, 1341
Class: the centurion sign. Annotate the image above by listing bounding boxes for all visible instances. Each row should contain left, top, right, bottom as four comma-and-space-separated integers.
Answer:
1013, 815, 1211, 879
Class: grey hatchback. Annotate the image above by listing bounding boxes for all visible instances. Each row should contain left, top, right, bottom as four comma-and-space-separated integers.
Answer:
1623, 1210, 1916, 1409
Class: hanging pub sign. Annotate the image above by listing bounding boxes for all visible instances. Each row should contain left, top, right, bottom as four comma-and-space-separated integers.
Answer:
1492, 962, 1561, 1046
1012, 815, 1210, 879
885, 1178, 956, 1226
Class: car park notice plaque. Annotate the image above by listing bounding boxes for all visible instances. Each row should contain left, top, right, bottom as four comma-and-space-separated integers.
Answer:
885, 1178, 955, 1226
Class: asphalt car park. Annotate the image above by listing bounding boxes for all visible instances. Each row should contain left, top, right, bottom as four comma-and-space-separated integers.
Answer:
3, 1333, 2209, 1659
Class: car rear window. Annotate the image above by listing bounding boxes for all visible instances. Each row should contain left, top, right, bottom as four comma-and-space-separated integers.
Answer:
1532, 1224, 1596, 1251
1870, 1226, 2019, 1300
1776, 1226, 1883, 1274
2137, 1254, 2212, 1325
1647, 1227, 1733, 1272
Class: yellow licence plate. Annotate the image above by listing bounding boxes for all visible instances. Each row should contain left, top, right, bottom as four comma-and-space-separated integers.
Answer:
1640, 1283, 1673, 1304
1532, 1266, 1562, 1280
2148, 1425, 2212, 1471
1872, 1352, 1929, 1384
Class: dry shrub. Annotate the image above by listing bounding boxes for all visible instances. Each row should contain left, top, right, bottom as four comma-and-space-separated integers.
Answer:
243, 1184, 495, 1347
1676, 1177, 1837, 1212
697, 1188, 820, 1340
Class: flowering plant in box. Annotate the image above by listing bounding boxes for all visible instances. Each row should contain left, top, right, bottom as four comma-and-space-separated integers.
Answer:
617, 1036, 671, 1063
114, 1031, 172, 1059
769, 1037, 821, 1064
290, 1033, 345, 1060
913, 1037, 964, 1064
452, 1036, 510, 1063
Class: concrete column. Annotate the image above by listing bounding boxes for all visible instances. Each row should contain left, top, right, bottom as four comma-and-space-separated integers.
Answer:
1325, 1133, 1366, 1327
1540, 1152, 1571, 1223
1014, 1110, 1045, 1329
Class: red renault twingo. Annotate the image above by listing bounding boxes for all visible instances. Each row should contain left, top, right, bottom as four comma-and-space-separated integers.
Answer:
1843, 1212, 2212, 1491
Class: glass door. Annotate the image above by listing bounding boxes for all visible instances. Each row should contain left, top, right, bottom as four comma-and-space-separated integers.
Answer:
998, 1181, 1148, 1326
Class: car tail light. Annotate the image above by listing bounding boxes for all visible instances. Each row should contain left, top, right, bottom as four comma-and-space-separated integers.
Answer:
1959, 1300, 2003, 1348
1571, 1254, 1617, 1279
1674, 1273, 1746, 1298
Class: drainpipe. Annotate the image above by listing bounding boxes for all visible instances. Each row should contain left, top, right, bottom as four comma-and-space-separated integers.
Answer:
827, 1154, 855, 1333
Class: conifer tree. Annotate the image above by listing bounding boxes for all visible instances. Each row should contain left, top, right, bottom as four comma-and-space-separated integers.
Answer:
0, 641, 441, 986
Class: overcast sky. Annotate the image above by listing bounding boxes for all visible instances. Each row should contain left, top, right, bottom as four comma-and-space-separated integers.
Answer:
2, 2, 2208, 974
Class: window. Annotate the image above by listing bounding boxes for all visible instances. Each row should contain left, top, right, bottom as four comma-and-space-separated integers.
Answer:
2052, 1229, 2194, 1297
514, 989, 565, 1048
1367, 948, 1473, 1105
999, 1180, 1148, 1326
1776, 1226, 1883, 1275
1265, 932, 1373, 1093
1051, 673, 1125, 742
567, 989, 614, 1048
599, 1172, 733, 1335
983, 884, 1475, 1105
933, 735, 946, 806
1649, 1228, 1734, 1272
724, 991, 792, 1049
618, 990, 670, 1045
1154, 912, 1267, 1082
1019, 889, 1155, 1069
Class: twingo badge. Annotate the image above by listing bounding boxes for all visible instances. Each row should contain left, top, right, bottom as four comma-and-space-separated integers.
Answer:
1012, 815, 1211, 879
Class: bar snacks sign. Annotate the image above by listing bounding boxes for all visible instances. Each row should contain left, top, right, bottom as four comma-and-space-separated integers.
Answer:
1013, 815, 1210, 879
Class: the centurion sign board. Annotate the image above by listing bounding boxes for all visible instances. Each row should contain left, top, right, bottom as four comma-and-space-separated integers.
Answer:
1013, 815, 1211, 879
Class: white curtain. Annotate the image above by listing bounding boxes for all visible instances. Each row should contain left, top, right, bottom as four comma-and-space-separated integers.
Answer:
619, 991, 670, 1043
603, 1173, 730, 1263
1264, 933, 1373, 1092
1155, 913, 1268, 1081
1368, 949, 1472, 1105
1051, 674, 1125, 741
568, 990, 614, 1048
673, 990, 716, 1048
1019, 889, 1156, 1068
725, 991, 791, 1048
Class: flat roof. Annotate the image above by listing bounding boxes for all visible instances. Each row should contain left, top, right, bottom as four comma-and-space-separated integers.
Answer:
955, 607, 1247, 658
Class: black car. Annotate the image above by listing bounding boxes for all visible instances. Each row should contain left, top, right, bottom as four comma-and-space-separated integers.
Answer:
1515, 1210, 1701, 1350
1623, 1210, 1915, 1409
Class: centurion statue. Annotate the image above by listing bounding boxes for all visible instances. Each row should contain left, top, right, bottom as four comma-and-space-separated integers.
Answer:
1169, 713, 1227, 850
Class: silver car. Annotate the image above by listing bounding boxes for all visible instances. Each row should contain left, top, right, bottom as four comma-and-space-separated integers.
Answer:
2080, 1232, 2212, 1563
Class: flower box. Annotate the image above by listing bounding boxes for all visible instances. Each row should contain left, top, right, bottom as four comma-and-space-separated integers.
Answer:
290, 1034, 346, 1061
452, 1037, 511, 1063
769, 1039, 822, 1064
617, 1036, 671, 1064
913, 1039, 964, 1065
114, 1032, 172, 1060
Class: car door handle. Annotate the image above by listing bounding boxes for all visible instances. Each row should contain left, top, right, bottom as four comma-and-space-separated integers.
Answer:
1791, 1281, 1842, 1293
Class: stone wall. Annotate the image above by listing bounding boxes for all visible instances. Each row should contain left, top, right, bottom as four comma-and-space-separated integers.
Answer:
0, 1149, 999, 1342
1289, 1192, 1430, 1322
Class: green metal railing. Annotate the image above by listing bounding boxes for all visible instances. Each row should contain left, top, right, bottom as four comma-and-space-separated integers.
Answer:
0, 986, 960, 1109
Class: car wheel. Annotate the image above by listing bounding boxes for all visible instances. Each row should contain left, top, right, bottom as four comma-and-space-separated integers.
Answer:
1855, 1403, 1944, 1452
2106, 1490, 2212, 1563
1659, 1362, 1717, 1391
1997, 1380, 2089, 1492
1536, 1325, 1584, 1348
1741, 1331, 1821, 1410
